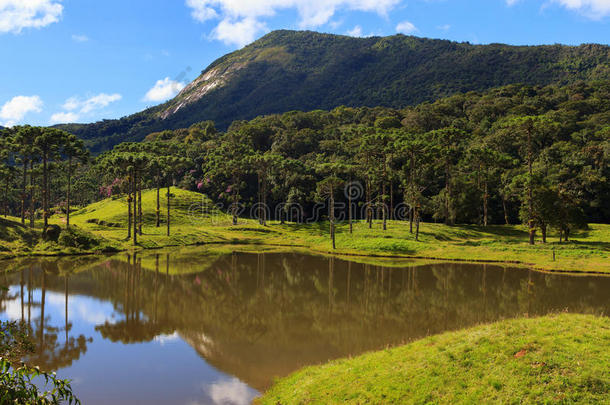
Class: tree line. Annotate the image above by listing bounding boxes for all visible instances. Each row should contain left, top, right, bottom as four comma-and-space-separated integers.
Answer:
146, 81, 608, 245
0, 126, 88, 231
1, 81, 608, 247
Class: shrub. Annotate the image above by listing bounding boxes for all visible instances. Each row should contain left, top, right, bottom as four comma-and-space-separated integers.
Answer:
57, 227, 100, 250
1, 316, 79, 405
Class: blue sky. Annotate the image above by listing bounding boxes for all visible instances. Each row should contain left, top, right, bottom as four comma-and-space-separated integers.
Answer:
1, 0, 608, 127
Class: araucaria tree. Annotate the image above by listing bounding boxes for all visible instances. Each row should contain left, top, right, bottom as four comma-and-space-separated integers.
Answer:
495, 115, 559, 244
62, 135, 88, 228
315, 157, 347, 249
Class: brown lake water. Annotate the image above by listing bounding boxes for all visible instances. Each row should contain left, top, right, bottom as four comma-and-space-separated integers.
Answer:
0, 249, 609, 404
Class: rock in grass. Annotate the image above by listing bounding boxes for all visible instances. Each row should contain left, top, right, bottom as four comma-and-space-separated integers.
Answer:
42, 225, 62, 242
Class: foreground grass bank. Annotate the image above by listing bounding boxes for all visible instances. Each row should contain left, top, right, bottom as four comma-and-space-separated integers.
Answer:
0, 188, 608, 274
258, 314, 610, 404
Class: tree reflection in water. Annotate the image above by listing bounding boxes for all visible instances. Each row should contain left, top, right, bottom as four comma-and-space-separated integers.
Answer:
0, 260, 92, 372
0, 251, 609, 392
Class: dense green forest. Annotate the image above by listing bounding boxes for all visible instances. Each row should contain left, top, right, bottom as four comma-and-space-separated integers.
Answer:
55, 30, 610, 153
1, 81, 609, 244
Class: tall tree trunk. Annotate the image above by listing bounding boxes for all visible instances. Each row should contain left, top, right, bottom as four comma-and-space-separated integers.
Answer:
330, 186, 335, 250
541, 223, 547, 243
445, 162, 453, 226
232, 187, 237, 226
3, 176, 8, 217
138, 172, 142, 235
257, 174, 261, 225
167, 183, 171, 236
409, 206, 413, 233
29, 161, 34, 228
415, 205, 420, 241
156, 172, 160, 228
527, 127, 535, 245
261, 177, 267, 226
409, 153, 415, 234
382, 182, 387, 231
367, 180, 372, 229
502, 196, 509, 225
21, 160, 27, 224
127, 176, 132, 239
133, 171, 137, 246
483, 180, 488, 227
66, 156, 72, 228
390, 180, 394, 221
348, 181, 353, 234
42, 153, 48, 229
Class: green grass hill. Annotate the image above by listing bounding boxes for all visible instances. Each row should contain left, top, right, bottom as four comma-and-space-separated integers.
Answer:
258, 314, 610, 404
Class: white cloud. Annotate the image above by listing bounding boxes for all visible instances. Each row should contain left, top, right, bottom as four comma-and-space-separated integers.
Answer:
0, 0, 63, 34
396, 20, 417, 34
437, 24, 451, 30
50, 111, 78, 123
185, 0, 402, 47
186, 0, 218, 21
212, 17, 268, 47
143, 77, 186, 102
207, 378, 257, 405
0, 95, 43, 126
552, 0, 610, 18
347, 25, 363, 37
154, 332, 180, 345
328, 19, 344, 29
50, 93, 122, 124
507, 0, 610, 18
62, 93, 121, 113
72, 34, 88, 42
1, 296, 23, 321
79, 93, 122, 113
62, 96, 80, 111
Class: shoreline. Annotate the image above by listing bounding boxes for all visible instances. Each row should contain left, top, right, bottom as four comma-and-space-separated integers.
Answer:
2, 238, 609, 277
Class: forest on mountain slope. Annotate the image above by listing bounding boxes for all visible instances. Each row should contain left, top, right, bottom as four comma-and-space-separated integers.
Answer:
55, 30, 610, 153
3, 81, 609, 243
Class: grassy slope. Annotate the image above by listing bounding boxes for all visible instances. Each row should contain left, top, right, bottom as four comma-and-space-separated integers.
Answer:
0, 216, 39, 255
258, 314, 610, 404
1, 188, 608, 273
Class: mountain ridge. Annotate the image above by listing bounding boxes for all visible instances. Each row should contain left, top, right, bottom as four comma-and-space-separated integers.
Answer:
56, 30, 610, 152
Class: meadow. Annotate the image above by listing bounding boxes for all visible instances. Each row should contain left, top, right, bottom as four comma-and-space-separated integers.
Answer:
1, 188, 608, 274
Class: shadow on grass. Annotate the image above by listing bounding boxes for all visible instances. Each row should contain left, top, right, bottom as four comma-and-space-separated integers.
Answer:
277, 221, 330, 235
0, 217, 37, 246
564, 240, 610, 251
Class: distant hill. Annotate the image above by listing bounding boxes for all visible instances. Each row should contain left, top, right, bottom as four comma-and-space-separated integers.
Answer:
56, 30, 610, 152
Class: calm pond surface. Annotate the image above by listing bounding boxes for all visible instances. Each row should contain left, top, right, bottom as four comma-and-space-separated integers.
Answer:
0, 249, 609, 404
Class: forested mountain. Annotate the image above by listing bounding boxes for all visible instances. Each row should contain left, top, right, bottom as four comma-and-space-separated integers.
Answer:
56, 30, 610, 153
